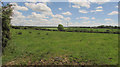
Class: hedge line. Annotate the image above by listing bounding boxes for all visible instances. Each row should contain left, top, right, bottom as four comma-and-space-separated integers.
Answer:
12, 27, 120, 34
2, 4, 13, 51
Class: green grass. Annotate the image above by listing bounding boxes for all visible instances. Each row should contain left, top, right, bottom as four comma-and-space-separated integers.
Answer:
2, 29, 118, 65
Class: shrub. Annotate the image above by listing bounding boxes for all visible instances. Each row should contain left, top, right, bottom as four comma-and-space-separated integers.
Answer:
29, 32, 32, 33
106, 30, 110, 33
38, 33, 40, 34
14, 27, 20, 29
57, 24, 64, 31
18, 32, 22, 35
46, 33, 48, 35
24, 27, 27, 29
35, 28, 39, 30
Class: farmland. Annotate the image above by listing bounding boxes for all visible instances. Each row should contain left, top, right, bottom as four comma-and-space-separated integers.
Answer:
11, 26, 120, 34
45, 27, 119, 33
2, 28, 118, 65
2, 2, 119, 66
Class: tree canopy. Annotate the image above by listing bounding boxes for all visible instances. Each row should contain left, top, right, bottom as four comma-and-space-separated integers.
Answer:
57, 24, 64, 31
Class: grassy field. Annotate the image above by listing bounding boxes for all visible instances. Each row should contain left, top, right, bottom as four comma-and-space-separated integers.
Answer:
2, 28, 118, 65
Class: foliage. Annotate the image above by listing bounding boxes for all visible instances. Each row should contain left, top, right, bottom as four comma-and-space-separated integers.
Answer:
11, 26, 120, 34
2, 3, 13, 50
57, 24, 64, 31
97, 25, 119, 29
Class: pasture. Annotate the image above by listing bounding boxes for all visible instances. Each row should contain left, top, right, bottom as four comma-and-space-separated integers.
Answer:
2, 28, 118, 65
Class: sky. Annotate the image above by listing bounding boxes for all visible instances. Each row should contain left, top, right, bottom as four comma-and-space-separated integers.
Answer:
3, 1, 119, 27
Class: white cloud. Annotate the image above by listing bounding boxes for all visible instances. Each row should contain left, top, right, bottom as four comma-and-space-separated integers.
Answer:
69, 0, 109, 9
11, 1, 118, 27
68, 0, 111, 10
12, 10, 25, 19
64, 17, 71, 21
14, 6, 28, 11
96, 6, 103, 9
73, 2, 90, 8
58, 8, 62, 10
96, 9, 103, 12
90, 0, 111, 4
76, 17, 92, 20
52, 14, 64, 19
90, 6, 103, 13
27, 12, 49, 19
68, 0, 90, 8
79, 10, 88, 13
10, 3, 28, 26
104, 18, 113, 21
94, 6, 103, 12
108, 11, 118, 15
10, 3, 28, 11
11, 3, 67, 26
115, 6, 118, 8
11, 10, 26, 26
90, 10, 96, 13
25, 3, 53, 15
26, 0, 50, 2
72, 5, 80, 8
90, 9, 103, 12
91, 17, 95, 20
62, 11, 72, 15
10, 3, 18, 6
90, 0, 110, 2
82, 21, 91, 24
80, 17, 89, 20
12, 11, 67, 26
50, 18, 63, 24
76, 17, 79, 20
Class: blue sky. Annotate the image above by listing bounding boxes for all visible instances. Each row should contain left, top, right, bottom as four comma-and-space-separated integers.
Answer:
4, 2, 119, 27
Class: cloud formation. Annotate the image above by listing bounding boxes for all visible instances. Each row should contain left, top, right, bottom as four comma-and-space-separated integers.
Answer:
96, 6, 103, 9
108, 11, 118, 15
104, 18, 113, 21
80, 17, 90, 20
10, 2, 118, 27
72, 5, 80, 8
25, 3, 53, 15
58, 8, 62, 10
62, 11, 72, 15
69, 0, 90, 8
91, 17, 96, 20
79, 10, 88, 13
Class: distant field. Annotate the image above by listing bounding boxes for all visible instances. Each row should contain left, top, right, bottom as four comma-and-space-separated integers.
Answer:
45, 27, 119, 32
2, 29, 118, 65
11, 26, 120, 34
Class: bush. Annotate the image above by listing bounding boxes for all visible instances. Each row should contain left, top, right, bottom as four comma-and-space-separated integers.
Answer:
29, 32, 32, 33
18, 32, 22, 35
46, 33, 48, 35
14, 27, 20, 29
57, 24, 64, 31
106, 30, 110, 33
35, 28, 39, 30
24, 27, 27, 29
38, 33, 40, 34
